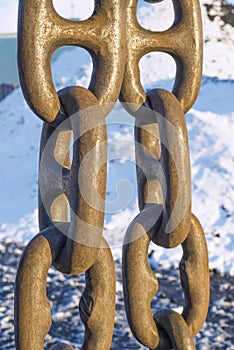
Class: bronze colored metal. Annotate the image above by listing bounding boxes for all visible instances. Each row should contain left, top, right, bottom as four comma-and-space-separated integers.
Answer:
18, 0, 202, 122
123, 214, 209, 349
15, 228, 116, 349
121, 0, 203, 114
18, 0, 126, 122
15, 84, 115, 348
180, 214, 210, 337
123, 221, 160, 349
16, 0, 209, 349
135, 89, 191, 248
153, 309, 196, 350
123, 70, 208, 349
39, 86, 107, 274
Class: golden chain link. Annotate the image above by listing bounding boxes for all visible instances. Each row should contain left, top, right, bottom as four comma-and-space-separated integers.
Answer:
15, 0, 209, 349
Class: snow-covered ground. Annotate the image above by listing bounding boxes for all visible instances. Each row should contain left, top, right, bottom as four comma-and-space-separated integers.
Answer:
0, 0, 233, 276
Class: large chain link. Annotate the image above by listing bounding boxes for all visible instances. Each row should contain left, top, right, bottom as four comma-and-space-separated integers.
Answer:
15, 86, 116, 349
122, 92, 209, 349
15, 0, 209, 349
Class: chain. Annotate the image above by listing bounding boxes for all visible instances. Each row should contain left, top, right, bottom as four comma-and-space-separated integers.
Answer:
15, 86, 116, 349
122, 93, 209, 348
15, 0, 209, 349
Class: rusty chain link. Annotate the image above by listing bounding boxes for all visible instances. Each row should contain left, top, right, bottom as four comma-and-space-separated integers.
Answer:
15, 0, 209, 349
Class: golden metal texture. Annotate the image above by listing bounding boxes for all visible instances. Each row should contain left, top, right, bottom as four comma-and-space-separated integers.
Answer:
18, 0, 202, 122
16, 0, 209, 349
180, 215, 210, 338
123, 214, 209, 349
121, 0, 203, 114
123, 92, 209, 348
39, 87, 107, 274
15, 229, 116, 350
18, 0, 126, 122
153, 309, 196, 350
135, 89, 191, 248
15, 86, 114, 348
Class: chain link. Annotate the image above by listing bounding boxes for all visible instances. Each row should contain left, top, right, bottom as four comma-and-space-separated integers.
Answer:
15, 229, 116, 349
39, 87, 108, 274
134, 89, 192, 248
15, 0, 209, 349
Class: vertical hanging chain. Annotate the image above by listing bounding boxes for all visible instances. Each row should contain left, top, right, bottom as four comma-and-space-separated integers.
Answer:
15, 0, 209, 349
122, 1, 209, 349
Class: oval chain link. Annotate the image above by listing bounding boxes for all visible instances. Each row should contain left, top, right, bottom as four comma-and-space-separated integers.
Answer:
122, 91, 209, 348
123, 204, 209, 348
135, 89, 191, 248
15, 87, 116, 348
15, 229, 116, 350
39, 87, 107, 274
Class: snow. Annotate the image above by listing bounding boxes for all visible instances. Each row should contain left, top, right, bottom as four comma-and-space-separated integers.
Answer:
0, 0, 18, 34
52, 0, 94, 20
0, 0, 234, 277
0, 0, 94, 33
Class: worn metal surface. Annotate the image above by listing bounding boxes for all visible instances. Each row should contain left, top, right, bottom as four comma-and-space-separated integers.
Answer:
122, 85, 210, 349
15, 85, 115, 348
154, 310, 196, 350
122, 213, 209, 349
18, 0, 126, 121
135, 89, 191, 248
15, 229, 115, 350
18, 0, 202, 122
39, 87, 107, 275
121, 0, 203, 114
16, 0, 209, 349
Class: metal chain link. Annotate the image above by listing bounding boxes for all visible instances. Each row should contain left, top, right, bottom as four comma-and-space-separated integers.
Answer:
15, 0, 209, 349
122, 90, 209, 348
38, 87, 108, 274
15, 86, 116, 349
